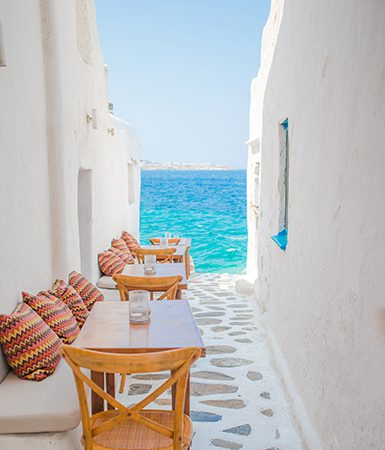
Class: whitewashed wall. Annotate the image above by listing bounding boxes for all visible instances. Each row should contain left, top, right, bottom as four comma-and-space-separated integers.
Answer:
248, 1, 385, 448
0, 0, 140, 376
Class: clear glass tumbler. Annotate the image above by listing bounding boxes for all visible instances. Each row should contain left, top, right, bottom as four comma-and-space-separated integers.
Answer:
160, 237, 168, 248
129, 290, 151, 324
144, 254, 156, 275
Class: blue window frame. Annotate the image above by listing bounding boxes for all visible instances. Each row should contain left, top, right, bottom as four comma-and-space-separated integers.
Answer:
271, 118, 289, 250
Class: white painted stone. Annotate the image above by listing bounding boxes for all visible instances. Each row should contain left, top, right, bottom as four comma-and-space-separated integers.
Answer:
0, 0, 140, 358
0, 0, 141, 445
247, 1, 385, 449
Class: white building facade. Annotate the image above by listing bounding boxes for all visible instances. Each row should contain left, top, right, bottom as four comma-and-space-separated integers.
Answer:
0, 0, 140, 379
247, 1, 385, 448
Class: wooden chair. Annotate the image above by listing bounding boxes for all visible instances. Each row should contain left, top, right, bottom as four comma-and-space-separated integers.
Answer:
149, 238, 181, 246
113, 274, 182, 302
135, 247, 176, 264
61, 345, 201, 450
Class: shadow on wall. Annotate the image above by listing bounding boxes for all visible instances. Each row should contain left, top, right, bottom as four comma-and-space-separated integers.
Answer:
78, 169, 93, 279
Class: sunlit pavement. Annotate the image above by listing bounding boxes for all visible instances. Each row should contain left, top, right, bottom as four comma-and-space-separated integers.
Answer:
106, 273, 303, 450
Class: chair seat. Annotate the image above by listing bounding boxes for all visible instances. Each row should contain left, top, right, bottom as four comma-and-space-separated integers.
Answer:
91, 409, 192, 450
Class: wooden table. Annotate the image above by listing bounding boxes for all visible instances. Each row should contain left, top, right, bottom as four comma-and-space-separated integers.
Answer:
147, 238, 192, 278
122, 262, 187, 299
74, 301, 205, 415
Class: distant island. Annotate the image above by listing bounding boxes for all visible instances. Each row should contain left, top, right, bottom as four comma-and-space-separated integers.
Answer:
141, 160, 233, 171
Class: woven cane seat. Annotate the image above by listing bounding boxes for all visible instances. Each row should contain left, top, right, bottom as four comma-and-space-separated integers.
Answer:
91, 409, 192, 449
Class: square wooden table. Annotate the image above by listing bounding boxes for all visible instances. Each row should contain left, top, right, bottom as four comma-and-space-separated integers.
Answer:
122, 262, 187, 299
74, 301, 205, 415
146, 237, 192, 278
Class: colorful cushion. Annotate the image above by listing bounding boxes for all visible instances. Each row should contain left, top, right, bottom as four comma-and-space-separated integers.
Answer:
22, 291, 80, 344
0, 303, 62, 381
52, 280, 89, 328
111, 238, 131, 253
121, 231, 139, 252
110, 247, 134, 265
98, 250, 126, 276
68, 271, 104, 311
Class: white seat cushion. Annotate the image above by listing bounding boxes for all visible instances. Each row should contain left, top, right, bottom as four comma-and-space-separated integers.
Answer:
0, 360, 80, 433
97, 276, 117, 290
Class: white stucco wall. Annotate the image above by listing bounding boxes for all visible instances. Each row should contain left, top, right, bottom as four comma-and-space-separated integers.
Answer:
0, 0, 140, 380
249, 1, 385, 448
246, 1, 284, 278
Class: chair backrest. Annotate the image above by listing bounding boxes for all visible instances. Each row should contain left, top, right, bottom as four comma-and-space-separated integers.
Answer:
61, 345, 201, 450
135, 247, 176, 264
112, 274, 182, 301
149, 238, 181, 246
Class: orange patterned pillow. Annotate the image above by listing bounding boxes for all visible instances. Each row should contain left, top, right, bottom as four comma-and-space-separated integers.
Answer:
98, 250, 126, 276
110, 247, 134, 265
0, 303, 62, 381
52, 280, 89, 328
68, 271, 104, 311
121, 231, 139, 252
22, 291, 80, 344
111, 238, 131, 253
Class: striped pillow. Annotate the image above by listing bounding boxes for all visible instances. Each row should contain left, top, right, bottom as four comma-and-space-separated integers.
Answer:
121, 231, 139, 252
0, 303, 62, 381
52, 280, 89, 328
98, 250, 126, 276
22, 291, 80, 344
111, 238, 131, 253
110, 247, 134, 265
68, 271, 104, 311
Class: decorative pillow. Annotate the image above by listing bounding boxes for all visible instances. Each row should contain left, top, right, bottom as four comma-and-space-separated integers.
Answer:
52, 280, 89, 328
121, 231, 140, 252
110, 247, 134, 265
111, 238, 131, 254
68, 271, 104, 311
22, 291, 80, 344
0, 303, 62, 381
98, 250, 126, 276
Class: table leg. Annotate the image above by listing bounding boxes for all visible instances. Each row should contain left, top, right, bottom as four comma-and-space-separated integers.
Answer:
91, 371, 104, 414
176, 288, 182, 299
184, 372, 190, 416
106, 373, 115, 410
171, 370, 191, 417
171, 369, 176, 410
185, 247, 191, 279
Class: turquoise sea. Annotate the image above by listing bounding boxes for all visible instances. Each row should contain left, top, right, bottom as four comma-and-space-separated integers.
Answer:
140, 170, 247, 273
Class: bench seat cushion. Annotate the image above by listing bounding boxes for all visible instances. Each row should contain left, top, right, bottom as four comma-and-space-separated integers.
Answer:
0, 360, 80, 434
97, 276, 117, 290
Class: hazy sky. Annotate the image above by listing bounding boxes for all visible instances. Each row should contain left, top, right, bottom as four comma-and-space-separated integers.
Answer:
95, 0, 270, 168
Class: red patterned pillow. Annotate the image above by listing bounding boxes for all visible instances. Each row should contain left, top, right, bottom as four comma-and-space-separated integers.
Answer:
110, 247, 134, 265
111, 238, 131, 253
52, 280, 89, 328
0, 303, 62, 381
98, 250, 126, 276
68, 271, 104, 311
121, 231, 139, 252
22, 291, 79, 344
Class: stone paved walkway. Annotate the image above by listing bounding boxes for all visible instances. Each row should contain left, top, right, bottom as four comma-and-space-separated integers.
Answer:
113, 273, 303, 450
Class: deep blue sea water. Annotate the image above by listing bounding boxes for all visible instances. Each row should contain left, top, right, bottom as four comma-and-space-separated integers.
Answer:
140, 170, 247, 273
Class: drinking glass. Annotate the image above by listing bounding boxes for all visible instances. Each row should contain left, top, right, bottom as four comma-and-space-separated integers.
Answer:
129, 290, 151, 324
160, 237, 168, 248
144, 254, 156, 275
165, 232, 172, 240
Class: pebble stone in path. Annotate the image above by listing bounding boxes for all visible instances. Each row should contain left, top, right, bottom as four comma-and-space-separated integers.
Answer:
113, 273, 303, 450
